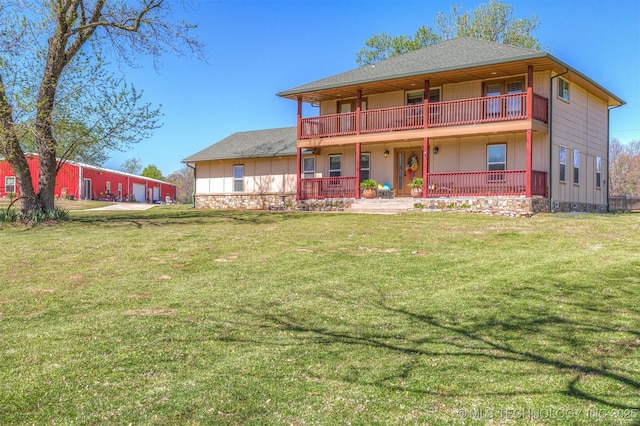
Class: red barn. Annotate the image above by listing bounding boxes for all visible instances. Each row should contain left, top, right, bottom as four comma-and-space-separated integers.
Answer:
0, 155, 176, 203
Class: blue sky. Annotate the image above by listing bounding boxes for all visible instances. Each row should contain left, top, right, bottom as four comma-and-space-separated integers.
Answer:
103, 0, 640, 176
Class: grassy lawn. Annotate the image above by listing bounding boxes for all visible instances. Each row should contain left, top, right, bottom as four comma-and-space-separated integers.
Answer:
1, 207, 639, 425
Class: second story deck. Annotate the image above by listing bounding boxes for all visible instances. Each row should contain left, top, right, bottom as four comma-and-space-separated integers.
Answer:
299, 92, 548, 140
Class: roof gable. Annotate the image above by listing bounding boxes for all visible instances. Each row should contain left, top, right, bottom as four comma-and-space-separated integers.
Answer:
182, 126, 297, 163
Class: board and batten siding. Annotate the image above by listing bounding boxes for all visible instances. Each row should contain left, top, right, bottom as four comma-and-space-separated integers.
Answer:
195, 157, 297, 195
551, 75, 609, 205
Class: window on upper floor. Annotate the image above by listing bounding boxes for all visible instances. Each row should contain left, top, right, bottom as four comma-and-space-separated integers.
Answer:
558, 78, 570, 102
559, 145, 567, 183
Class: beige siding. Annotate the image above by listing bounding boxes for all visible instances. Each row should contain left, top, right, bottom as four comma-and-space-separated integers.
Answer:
368, 91, 404, 109
442, 81, 482, 101
550, 74, 609, 205
195, 157, 297, 195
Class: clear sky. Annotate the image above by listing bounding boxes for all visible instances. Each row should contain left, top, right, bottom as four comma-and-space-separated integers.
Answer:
103, 0, 640, 176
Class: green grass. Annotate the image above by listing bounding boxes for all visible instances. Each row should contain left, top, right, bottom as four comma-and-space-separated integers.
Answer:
1, 207, 639, 425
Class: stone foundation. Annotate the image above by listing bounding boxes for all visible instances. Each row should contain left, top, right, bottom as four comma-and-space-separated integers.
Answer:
410, 197, 550, 217
195, 193, 296, 210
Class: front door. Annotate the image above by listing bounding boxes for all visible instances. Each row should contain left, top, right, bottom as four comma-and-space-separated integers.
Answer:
395, 149, 423, 196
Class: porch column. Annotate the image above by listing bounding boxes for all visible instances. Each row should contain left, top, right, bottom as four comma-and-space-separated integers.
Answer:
296, 147, 302, 200
297, 97, 302, 140
526, 129, 532, 197
423, 137, 429, 198
424, 80, 430, 129
526, 65, 534, 197
356, 89, 362, 134
527, 65, 533, 120
355, 142, 361, 199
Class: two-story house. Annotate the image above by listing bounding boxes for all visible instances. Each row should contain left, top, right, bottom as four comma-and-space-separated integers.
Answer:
186, 37, 624, 213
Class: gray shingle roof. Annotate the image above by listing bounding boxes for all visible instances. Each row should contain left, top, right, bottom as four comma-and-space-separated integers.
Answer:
277, 38, 547, 97
182, 127, 297, 162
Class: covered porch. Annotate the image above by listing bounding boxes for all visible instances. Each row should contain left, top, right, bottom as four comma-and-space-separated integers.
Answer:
297, 169, 547, 200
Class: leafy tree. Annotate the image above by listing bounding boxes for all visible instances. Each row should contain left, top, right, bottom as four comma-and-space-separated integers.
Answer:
120, 157, 143, 175
142, 164, 165, 181
356, 0, 540, 66
0, 1, 202, 216
167, 165, 194, 204
609, 139, 640, 196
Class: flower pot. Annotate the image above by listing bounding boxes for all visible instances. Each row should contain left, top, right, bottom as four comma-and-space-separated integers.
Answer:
411, 187, 423, 198
362, 188, 377, 199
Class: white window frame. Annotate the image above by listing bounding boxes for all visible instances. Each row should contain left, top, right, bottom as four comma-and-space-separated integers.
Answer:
233, 165, 244, 192
596, 156, 602, 189
573, 149, 580, 185
118, 183, 123, 199
559, 145, 567, 183
5, 176, 16, 194
303, 157, 315, 179
558, 78, 570, 102
360, 152, 370, 182
328, 155, 342, 177
487, 144, 506, 182
106, 181, 111, 195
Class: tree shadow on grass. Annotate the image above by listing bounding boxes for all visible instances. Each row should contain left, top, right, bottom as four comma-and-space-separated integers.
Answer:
68, 209, 316, 227
247, 294, 640, 410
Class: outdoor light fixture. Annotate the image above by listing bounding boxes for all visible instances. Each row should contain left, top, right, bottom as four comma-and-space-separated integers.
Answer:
433, 147, 439, 154
384, 150, 389, 157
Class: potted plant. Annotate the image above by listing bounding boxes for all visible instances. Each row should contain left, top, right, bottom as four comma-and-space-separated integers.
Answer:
408, 177, 423, 198
360, 179, 378, 199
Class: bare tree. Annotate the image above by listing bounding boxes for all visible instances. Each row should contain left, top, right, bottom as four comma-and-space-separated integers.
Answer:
167, 165, 194, 204
610, 138, 640, 196
0, 0, 202, 215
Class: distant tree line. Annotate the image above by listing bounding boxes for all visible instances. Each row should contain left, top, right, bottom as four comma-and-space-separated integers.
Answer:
610, 139, 640, 196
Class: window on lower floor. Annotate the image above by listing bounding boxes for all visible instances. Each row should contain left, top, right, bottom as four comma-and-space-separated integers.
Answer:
360, 153, 370, 182
118, 183, 123, 199
233, 165, 244, 192
559, 145, 567, 183
106, 181, 111, 194
487, 144, 506, 182
329, 155, 342, 177
573, 149, 580, 185
5, 176, 15, 194
596, 156, 602, 189
303, 157, 315, 179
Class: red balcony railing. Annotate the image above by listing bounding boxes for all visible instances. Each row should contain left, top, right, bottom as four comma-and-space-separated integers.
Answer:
299, 93, 548, 139
424, 170, 547, 197
298, 176, 357, 199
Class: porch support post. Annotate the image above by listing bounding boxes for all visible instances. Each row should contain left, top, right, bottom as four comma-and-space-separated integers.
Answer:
423, 137, 429, 198
296, 147, 302, 200
526, 65, 534, 198
424, 80, 430, 128
356, 89, 362, 134
526, 129, 533, 197
355, 142, 361, 199
527, 65, 533, 120
297, 97, 303, 140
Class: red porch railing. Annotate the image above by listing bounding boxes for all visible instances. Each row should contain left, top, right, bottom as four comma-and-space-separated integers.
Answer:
424, 170, 547, 197
299, 93, 548, 139
298, 176, 357, 199
296, 171, 547, 200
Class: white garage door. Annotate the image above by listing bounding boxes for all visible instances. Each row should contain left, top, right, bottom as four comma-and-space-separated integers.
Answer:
132, 183, 146, 202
